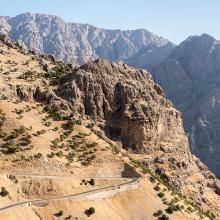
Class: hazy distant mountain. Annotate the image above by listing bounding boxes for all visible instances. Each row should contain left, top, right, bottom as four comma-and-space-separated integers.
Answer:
152, 34, 220, 177
0, 13, 174, 69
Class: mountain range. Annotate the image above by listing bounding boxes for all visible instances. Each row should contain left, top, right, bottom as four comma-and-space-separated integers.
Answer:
1, 13, 220, 179
0, 13, 174, 70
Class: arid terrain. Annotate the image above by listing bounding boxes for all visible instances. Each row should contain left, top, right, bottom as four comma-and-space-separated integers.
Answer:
2, 13, 220, 181
0, 35, 219, 220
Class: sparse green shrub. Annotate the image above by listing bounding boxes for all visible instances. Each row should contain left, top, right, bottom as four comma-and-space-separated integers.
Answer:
35, 129, 46, 136
15, 109, 24, 115
66, 151, 75, 161
55, 210, 63, 217
43, 107, 64, 121
44, 121, 52, 127
86, 123, 94, 129
51, 138, 60, 148
158, 214, 169, 220
89, 178, 95, 186
7, 131, 19, 140
20, 70, 40, 80
85, 207, 95, 217
0, 130, 7, 138
165, 206, 174, 214
66, 119, 76, 131
47, 152, 55, 158
153, 210, 163, 217
186, 206, 193, 212
80, 179, 86, 185
0, 111, 6, 128
24, 105, 31, 112
16, 126, 26, 134
52, 127, 59, 131
174, 204, 180, 211
34, 153, 43, 159
149, 176, 156, 183
154, 185, 160, 191
163, 200, 169, 205
56, 151, 63, 157
141, 166, 150, 174
157, 192, 165, 198
75, 132, 90, 138
86, 142, 97, 148
210, 212, 216, 219
0, 187, 9, 197
204, 210, 216, 219
44, 71, 64, 79
20, 134, 32, 146
211, 213, 216, 219
6, 144, 20, 154
109, 142, 120, 154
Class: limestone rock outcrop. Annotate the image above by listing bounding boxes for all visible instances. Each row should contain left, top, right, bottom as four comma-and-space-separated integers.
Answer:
56, 59, 186, 153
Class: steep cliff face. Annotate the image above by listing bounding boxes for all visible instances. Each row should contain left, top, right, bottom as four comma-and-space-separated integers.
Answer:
152, 34, 220, 178
57, 59, 187, 153
0, 13, 174, 69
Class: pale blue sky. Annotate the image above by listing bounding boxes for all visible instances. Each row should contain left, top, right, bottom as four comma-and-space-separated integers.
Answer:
0, 0, 219, 44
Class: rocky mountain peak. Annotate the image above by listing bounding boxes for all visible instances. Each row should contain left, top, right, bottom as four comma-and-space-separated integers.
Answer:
0, 13, 175, 69
185, 34, 215, 43
200, 33, 216, 41
152, 34, 220, 178
169, 34, 219, 61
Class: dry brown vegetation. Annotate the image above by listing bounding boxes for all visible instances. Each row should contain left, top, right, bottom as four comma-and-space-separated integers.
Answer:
0, 36, 218, 220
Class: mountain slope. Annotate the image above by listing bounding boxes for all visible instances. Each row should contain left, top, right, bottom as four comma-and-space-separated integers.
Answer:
0, 13, 175, 69
152, 34, 220, 178
0, 35, 219, 219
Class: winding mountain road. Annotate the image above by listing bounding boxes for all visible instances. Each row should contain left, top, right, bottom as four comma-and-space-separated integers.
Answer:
0, 174, 139, 212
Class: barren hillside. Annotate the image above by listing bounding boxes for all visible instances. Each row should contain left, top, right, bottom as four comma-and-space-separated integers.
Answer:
0, 35, 219, 220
